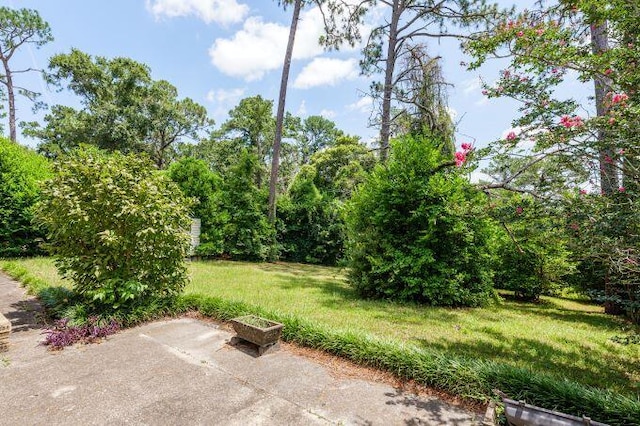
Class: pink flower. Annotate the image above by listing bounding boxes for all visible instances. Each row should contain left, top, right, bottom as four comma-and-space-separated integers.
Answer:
619, 186, 625, 192
517, 31, 524, 37
608, 117, 616, 125
579, 189, 587, 195
516, 206, 523, 215
611, 93, 629, 104
482, 89, 488, 96
505, 131, 517, 141
560, 115, 584, 128
455, 151, 467, 167
536, 28, 544, 36
461, 142, 473, 151
604, 155, 613, 164
619, 149, 625, 155
604, 68, 613, 75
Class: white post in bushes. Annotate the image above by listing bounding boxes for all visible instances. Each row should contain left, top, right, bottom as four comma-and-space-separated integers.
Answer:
189, 218, 201, 257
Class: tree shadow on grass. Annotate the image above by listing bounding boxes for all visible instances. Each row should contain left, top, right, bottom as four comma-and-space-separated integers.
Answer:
268, 272, 463, 326
415, 328, 640, 397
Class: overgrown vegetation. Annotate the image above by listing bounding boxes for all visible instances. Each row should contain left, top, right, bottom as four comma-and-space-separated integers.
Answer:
35, 147, 192, 312
0, 136, 51, 257
346, 135, 496, 306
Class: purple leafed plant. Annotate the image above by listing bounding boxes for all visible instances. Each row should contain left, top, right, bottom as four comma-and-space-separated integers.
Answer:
42, 317, 120, 350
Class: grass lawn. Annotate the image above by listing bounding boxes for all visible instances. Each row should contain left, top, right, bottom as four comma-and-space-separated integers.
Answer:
3, 257, 639, 398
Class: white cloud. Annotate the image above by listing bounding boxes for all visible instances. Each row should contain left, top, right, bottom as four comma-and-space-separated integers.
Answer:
146, 0, 249, 25
206, 87, 245, 104
209, 7, 326, 81
293, 58, 358, 89
319, 109, 336, 119
460, 77, 481, 96
347, 96, 373, 113
296, 100, 307, 116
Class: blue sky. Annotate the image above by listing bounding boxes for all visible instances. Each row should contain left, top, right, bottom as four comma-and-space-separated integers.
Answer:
2, 0, 590, 170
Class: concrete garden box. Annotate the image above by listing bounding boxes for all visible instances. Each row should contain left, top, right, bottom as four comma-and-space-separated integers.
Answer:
230, 315, 283, 356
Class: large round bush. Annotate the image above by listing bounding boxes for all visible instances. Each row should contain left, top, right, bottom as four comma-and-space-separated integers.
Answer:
345, 136, 495, 306
36, 147, 192, 311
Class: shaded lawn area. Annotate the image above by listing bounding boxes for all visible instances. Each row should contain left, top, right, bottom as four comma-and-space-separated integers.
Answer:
3, 257, 639, 398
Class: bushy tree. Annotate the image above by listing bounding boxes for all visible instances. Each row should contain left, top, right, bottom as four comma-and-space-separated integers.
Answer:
167, 157, 224, 256
28, 49, 210, 167
278, 165, 345, 264
0, 136, 51, 256
346, 135, 496, 306
217, 150, 274, 260
490, 194, 575, 301
36, 147, 192, 312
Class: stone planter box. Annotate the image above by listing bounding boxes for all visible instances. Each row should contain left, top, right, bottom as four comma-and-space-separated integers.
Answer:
229, 315, 283, 356
486, 391, 609, 426
0, 312, 10, 353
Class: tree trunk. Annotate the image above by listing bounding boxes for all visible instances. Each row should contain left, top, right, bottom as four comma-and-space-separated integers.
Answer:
1, 58, 16, 142
268, 0, 302, 226
379, 0, 402, 162
591, 22, 617, 194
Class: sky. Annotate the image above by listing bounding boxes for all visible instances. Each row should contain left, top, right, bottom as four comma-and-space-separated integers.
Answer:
1, 0, 592, 171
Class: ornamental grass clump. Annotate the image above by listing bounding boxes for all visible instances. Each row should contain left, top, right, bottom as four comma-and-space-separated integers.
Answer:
36, 147, 192, 314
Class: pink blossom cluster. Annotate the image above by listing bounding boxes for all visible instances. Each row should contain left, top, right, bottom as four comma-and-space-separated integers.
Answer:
505, 131, 517, 141
611, 93, 629, 104
560, 115, 584, 128
455, 143, 473, 167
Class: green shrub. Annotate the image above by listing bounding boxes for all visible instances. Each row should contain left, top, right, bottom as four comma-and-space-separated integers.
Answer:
0, 137, 51, 257
345, 135, 496, 306
217, 150, 274, 261
491, 195, 575, 301
35, 147, 192, 312
278, 165, 345, 265
168, 157, 225, 256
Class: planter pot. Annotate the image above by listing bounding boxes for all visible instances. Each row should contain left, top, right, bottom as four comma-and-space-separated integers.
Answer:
230, 315, 283, 356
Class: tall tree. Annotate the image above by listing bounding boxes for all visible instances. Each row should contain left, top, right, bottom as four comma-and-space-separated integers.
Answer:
320, 0, 500, 160
222, 95, 275, 163
0, 7, 53, 142
145, 80, 212, 169
27, 49, 210, 166
296, 115, 343, 164
268, 0, 303, 227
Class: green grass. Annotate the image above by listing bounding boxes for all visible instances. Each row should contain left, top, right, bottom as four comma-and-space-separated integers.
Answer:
2, 257, 639, 399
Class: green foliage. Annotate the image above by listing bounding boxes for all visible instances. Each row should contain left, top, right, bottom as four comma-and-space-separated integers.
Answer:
35, 147, 192, 312
310, 135, 376, 200
167, 157, 224, 256
0, 6, 53, 141
490, 194, 575, 301
0, 137, 51, 257
278, 165, 345, 265
216, 150, 274, 260
28, 49, 210, 167
346, 135, 495, 306
566, 190, 640, 323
